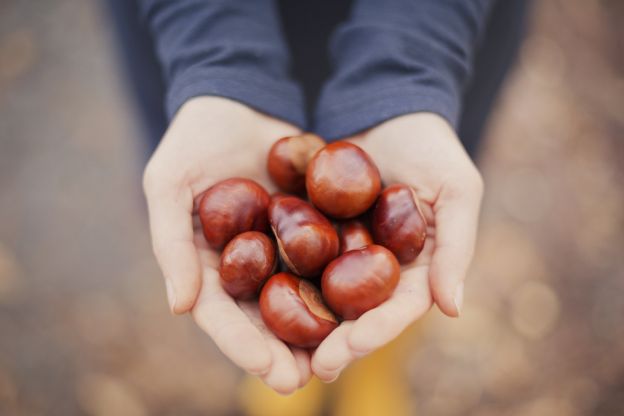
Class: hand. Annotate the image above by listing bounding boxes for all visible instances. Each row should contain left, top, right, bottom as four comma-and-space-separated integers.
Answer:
312, 112, 484, 382
143, 96, 310, 394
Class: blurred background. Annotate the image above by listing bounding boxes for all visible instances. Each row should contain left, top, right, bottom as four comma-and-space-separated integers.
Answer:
1, 0, 623, 415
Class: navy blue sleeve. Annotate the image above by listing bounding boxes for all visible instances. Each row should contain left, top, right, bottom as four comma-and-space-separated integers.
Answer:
314, 0, 496, 140
139, 0, 306, 128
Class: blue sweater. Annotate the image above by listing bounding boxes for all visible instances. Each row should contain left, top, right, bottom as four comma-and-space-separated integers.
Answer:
140, 0, 495, 140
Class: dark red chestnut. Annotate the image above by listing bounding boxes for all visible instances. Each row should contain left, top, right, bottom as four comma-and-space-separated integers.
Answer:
269, 195, 339, 277
322, 245, 400, 320
198, 178, 270, 250
338, 220, 374, 254
259, 272, 338, 348
219, 231, 276, 300
306, 142, 381, 219
267, 133, 325, 194
371, 184, 427, 264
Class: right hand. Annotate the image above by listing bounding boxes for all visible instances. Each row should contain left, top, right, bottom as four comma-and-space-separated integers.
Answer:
142, 96, 310, 394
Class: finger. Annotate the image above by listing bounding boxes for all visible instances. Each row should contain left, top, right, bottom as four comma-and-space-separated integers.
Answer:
238, 302, 302, 395
145, 182, 201, 314
348, 267, 432, 354
312, 322, 355, 383
260, 340, 302, 395
291, 348, 313, 388
192, 272, 272, 376
313, 262, 433, 381
429, 181, 483, 317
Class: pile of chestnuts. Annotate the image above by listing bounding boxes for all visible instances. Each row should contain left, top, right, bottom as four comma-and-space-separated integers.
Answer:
198, 134, 427, 348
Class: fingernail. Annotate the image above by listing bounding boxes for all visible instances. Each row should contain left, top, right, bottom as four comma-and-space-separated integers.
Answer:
325, 374, 339, 383
321, 365, 346, 383
165, 279, 177, 313
323, 372, 341, 384
454, 282, 464, 316
352, 349, 370, 359
249, 366, 271, 377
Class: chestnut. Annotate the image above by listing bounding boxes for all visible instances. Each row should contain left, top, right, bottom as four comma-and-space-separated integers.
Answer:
269, 195, 339, 277
198, 178, 270, 250
338, 220, 374, 254
371, 184, 427, 264
306, 142, 381, 219
259, 272, 338, 348
321, 245, 400, 320
267, 133, 325, 194
219, 231, 276, 300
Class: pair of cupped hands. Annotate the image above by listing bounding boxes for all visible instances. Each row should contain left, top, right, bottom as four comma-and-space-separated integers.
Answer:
143, 96, 483, 394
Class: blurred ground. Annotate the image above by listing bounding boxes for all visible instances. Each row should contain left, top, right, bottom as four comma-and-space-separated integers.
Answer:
0, 1, 623, 415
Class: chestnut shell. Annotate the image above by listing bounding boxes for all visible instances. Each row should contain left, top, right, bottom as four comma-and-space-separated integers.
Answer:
306, 142, 381, 219
259, 272, 338, 348
219, 231, 276, 299
371, 184, 427, 264
322, 245, 400, 320
267, 133, 325, 194
198, 178, 270, 250
269, 195, 339, 277
338, 220, 374, 254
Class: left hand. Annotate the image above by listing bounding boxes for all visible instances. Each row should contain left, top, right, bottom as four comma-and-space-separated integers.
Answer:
311, 112, 484, 382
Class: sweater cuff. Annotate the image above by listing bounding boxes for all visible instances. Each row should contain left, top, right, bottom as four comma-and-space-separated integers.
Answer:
166, 68, 307, 129
314, 85, 460, 141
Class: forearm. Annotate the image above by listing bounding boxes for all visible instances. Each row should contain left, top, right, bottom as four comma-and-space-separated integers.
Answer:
314, 0, 496, 139
140, 0, 306, 127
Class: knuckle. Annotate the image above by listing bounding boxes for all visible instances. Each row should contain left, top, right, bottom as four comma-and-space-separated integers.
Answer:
246, 350, 273, 376
151, 238, 167, 260
471, 169, 485, 194
143, 159, 188, 200
142, 162, 159, 196
456, 166, 484, 197
312, 356, 338, 376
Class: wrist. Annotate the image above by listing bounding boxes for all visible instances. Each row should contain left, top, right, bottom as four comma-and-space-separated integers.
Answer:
357, 112, 459, 150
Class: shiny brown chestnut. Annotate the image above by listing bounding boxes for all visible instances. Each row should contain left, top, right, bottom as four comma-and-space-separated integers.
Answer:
199, 178, 270, 250
306, 142, 381, 219
267, 133, 325, 194
269, 195, 339, 277
219, 231, 276, 300
338, 220, 374, 254
259, 272, 338, 348
371, 184, 427, 264
322, 245, 400, 320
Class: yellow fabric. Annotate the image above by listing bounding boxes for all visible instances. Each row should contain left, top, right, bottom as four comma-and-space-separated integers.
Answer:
332, 324, 416, 416
239, 322, 421, 416
239, 376, 327, 416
